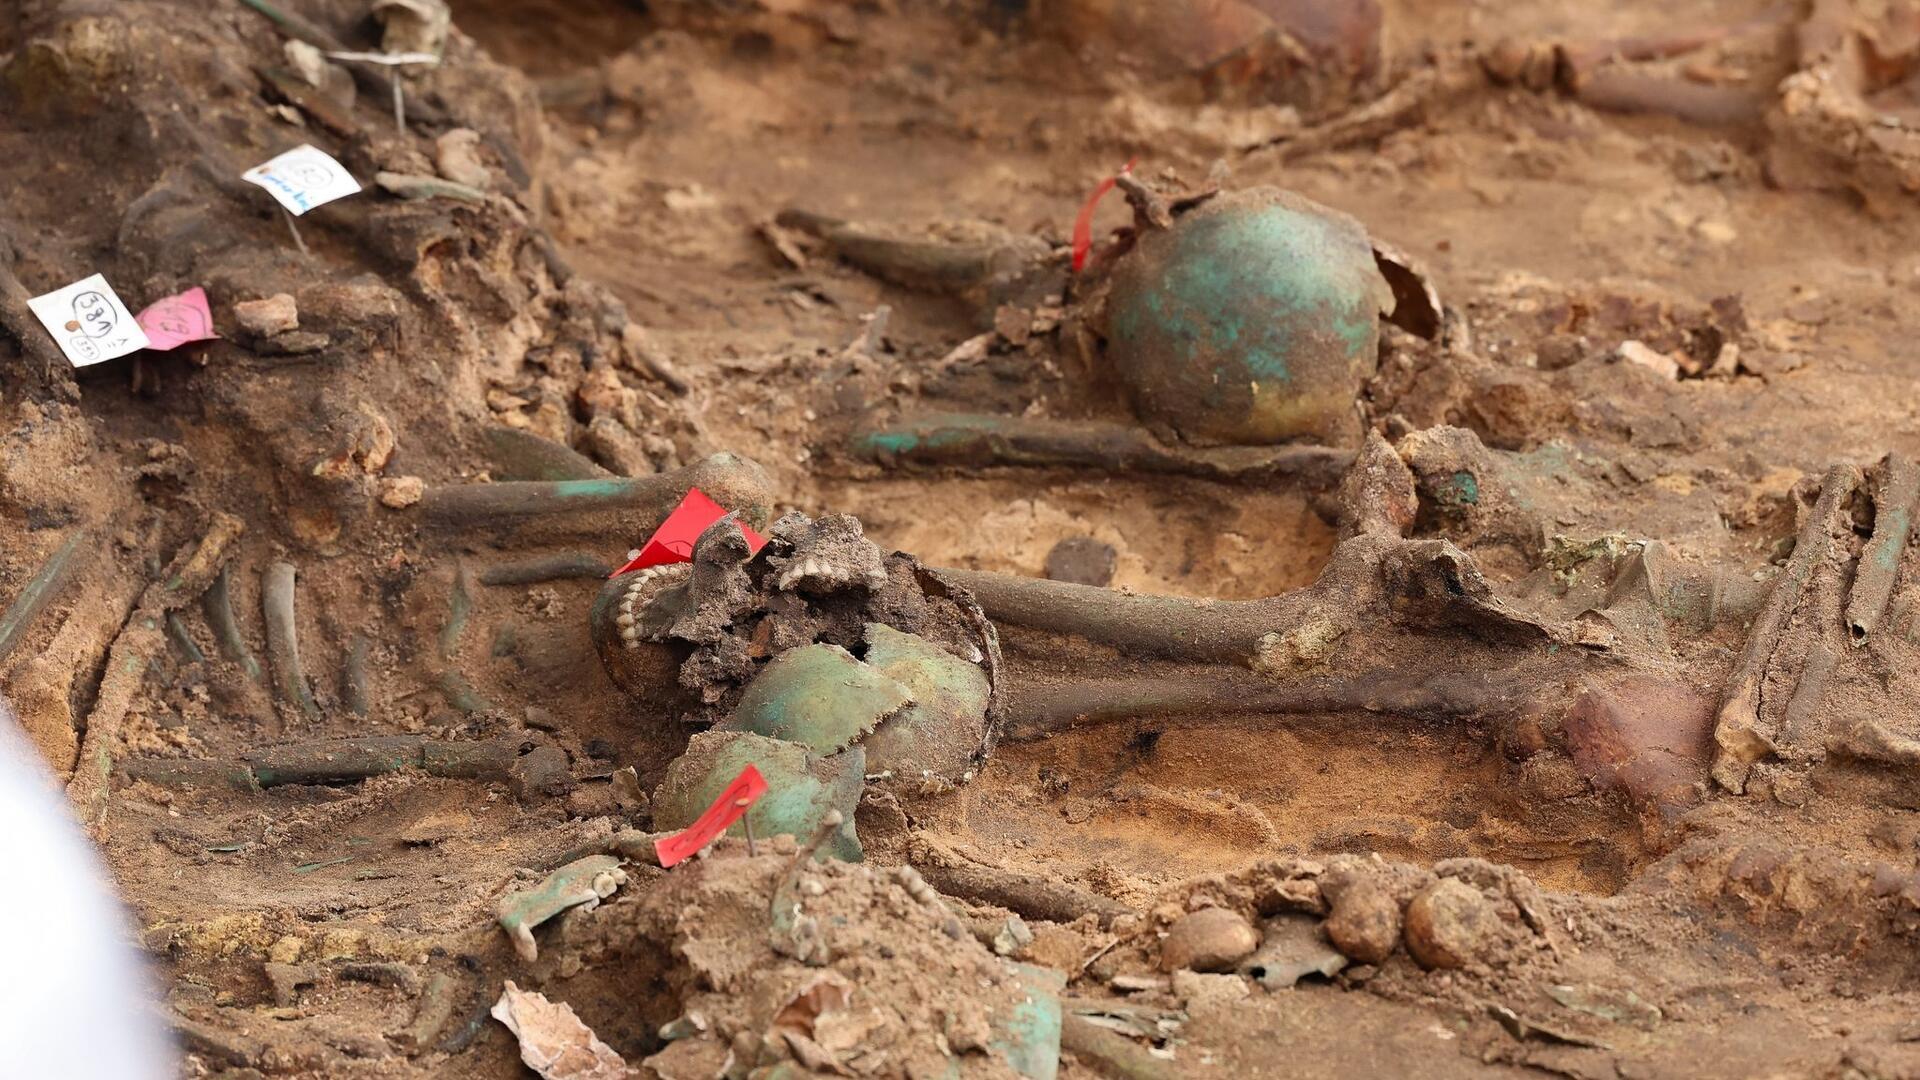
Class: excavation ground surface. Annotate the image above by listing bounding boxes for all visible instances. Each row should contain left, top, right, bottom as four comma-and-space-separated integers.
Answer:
4, 0, 1920, 1076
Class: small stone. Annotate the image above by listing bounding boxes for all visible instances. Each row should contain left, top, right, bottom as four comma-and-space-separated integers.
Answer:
1616, 340, 1679, 380
263, 962, 316, 1007
378, 475, 424, 508
234, 293, 299, 337
509, 745, 575, 802
584, 415, 654, 477
1323, 880, 1400, 964
1706, 341, 1740, 378
1159, 907, 1259, 972
259, 330, 328, 355
283, 40, 329, 87
1044, 536, 1117, 587
991, 915, 1034, 957
1480, 38, 1532, 84
434, 128, 491, 190
1739, 349, 1805, 378
1170, 970, 1250, 1010
610, 766, 649, 813
1404, 878, 1496, 970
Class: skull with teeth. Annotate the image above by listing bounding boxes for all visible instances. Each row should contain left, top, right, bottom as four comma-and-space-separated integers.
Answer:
590, 508, 1003, 788
770, 514, 891, 594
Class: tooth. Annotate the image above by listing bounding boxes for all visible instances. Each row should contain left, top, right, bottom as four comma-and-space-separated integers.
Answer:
617, 613, 635, 627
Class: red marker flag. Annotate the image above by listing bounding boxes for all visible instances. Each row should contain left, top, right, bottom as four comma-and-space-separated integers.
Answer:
609, 487, 767, 578
1071, 158, 1136, 273
655, 764, 769, 868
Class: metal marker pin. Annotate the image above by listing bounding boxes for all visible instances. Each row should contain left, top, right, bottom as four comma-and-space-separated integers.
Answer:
737, 797, 756, 857
324, 50, 438, 136
282, 210, 309, 256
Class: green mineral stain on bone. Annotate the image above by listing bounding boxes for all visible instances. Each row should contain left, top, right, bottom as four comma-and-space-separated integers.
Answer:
1107, 190, 1388, 444
854, 415, 1008, 458
1876, 508, 1909, 570
856, 430, 922, 455
1112, 204, 1376, 385
1444, 471, 1480, 506
549, 478, 638, 499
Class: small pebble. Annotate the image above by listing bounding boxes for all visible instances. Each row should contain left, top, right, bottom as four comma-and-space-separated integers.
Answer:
1159, 907, 1259, 972
234, 293, 299, 337
378, 475, 424, 508
1616, 340, 1680, 380
1404, 878, 1496, 970
1323, 879, 1400, 964
1171, 970, 1251, 1010
1044, 536, 1117, 587
434, 128, 491, 189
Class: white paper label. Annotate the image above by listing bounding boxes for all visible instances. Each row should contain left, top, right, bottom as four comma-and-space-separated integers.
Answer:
241, 144, 362, 216
25, 274, 150, 368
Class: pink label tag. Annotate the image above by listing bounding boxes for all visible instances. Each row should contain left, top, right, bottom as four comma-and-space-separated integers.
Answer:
609, 488, 767, 578
135, 287, 218, 352
655, 765, 769, 868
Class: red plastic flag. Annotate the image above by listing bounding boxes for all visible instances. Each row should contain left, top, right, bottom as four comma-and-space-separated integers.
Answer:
655, 765, 769, 868
1071, 158, 1136, 273
608, 488, 766, 578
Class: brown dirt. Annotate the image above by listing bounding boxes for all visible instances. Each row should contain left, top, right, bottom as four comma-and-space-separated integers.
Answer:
6, 0, 1920, 1076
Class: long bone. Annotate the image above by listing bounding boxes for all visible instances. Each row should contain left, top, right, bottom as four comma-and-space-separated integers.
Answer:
938, 434, 1586, 735
418, 453, 774, 536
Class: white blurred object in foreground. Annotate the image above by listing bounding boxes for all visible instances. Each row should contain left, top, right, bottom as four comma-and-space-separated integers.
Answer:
0, 706, 171, 1078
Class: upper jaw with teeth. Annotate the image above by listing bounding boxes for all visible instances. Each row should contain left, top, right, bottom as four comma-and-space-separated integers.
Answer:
614, 563, 689, 649
776, 556, 889, 593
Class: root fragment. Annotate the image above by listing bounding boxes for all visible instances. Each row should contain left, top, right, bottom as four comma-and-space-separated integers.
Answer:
910, 841, 1132, 928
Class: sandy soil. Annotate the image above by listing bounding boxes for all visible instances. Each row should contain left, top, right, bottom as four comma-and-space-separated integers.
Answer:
6, 0, 1920, 1076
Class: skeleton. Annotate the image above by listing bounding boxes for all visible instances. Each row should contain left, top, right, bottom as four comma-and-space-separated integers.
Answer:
789, 179, 1443, 491
512, 423, 1920, 856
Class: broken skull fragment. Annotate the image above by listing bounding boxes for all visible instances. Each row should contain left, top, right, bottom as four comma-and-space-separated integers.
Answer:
594, 508, 1003, 840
